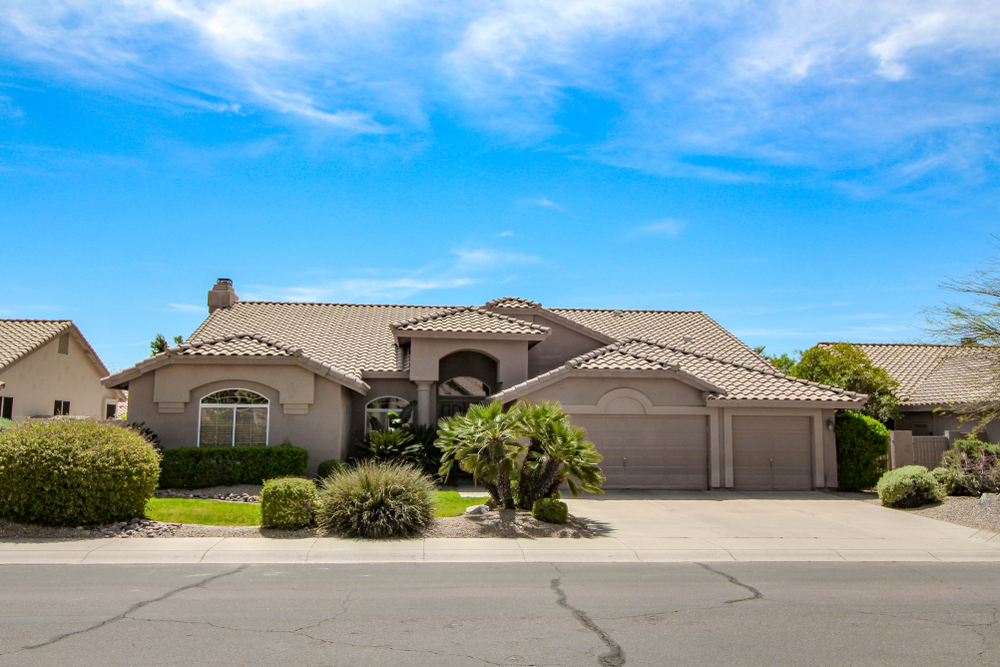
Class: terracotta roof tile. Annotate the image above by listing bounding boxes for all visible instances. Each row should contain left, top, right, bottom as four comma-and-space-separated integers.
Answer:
483, 296, 541, 309
492, 339, 864, 404
182, 300, 773, 385
189, 302, 451, 376
827, 343, 998, 407
174, 334, 296, 357
392, 307, 548, 335
550, 308, 770, 370
0, 319, 73, 369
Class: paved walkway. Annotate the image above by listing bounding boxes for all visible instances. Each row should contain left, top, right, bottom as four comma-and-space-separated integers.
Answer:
1, 493, 998, 564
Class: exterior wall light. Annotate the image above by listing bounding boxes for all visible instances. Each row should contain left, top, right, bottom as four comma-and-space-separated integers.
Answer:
826, 419, 835, 431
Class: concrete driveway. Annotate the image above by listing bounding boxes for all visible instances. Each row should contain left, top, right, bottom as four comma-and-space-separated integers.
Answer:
563, 491, 1000, 562
1, 492, 997, 564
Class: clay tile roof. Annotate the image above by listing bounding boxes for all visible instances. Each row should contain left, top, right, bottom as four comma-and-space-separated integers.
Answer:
391, 307, 549, 335
491, 339, 865, 404
483, 296, 541, 309
825, 343, 998, 407
182, 298, 771, 383
617, 340, 863, 403
189, 302, 454, 376
173, 334, 297, 357
549, 308, 770, 370
0, 319, 73, 369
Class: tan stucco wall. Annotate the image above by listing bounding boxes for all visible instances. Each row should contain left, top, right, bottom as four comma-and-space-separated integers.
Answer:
0, 333, 119, 419
527, 315, 609, 377
409, 338, 529, 391
896, 410, 1000, 442
127, 364, 353, 475
517, 376, 706, 408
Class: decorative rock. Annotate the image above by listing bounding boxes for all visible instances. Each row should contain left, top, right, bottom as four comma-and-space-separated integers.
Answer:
464, 505, 489, 515
980, 493, 999, 509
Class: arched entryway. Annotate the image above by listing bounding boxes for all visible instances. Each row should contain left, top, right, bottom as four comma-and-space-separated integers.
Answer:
437, 351, 497, 419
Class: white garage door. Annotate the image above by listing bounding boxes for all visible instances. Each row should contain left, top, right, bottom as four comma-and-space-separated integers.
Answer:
732, 416, 812, 491
572, 415, 708, 489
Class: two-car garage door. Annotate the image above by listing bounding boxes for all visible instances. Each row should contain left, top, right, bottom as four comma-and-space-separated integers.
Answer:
571, 415, 708, 489
572, 413, 814, 490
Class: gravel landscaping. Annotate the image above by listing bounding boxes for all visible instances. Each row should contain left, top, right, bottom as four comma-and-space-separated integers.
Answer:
848, 491, 1000, 534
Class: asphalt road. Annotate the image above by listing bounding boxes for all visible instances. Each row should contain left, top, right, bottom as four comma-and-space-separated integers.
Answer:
1, 562, 998, 666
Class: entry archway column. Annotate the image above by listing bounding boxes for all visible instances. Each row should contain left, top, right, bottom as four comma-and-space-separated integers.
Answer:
415, 381, 433, 426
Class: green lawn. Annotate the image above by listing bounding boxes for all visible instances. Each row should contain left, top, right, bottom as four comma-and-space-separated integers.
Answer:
433, 491, 490, 517
146, 498, 261, 526
145, 491, 489, 526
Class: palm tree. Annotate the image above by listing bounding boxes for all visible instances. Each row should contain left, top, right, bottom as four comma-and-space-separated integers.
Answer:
514, 401, 604, 507
436, 401, 524, 509
436, 400, 605, 510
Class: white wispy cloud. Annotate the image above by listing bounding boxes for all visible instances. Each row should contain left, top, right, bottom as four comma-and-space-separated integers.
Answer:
635, 219, 685, 237
244, 246, 543, 302
167, 303, 206, 313
1, 1, 998, 187
517, 196, 559, 208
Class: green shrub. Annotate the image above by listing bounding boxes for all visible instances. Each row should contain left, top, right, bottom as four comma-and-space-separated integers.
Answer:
359, 429, 421, 462
931, 467, 955, 495
159, 446, 309, 488
531, 498, 568, 524
0, 418, 17, 432
876, 465, 946, 508
260, 477, 317, 529
317, 459, 347, 479
952, 438, 1000, 457
834, 412, 889, 491
0, 420, 160, 526
315, 460, 435, 538
939, 442, 1000, 496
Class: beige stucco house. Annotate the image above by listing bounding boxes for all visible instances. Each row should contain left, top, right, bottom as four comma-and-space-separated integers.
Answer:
0, 319, 125, 420
831, 343, 999, 441
104, 280, 866, 490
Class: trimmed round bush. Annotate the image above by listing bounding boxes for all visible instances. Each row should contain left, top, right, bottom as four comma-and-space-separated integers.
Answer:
260, 477, 317, 529
531, 498, 568, 524
835, 412, 889, 491
876, 465, 945, 508
931, 466, 955, 496
0, 420, 160, 526
315, 461, 435, 538
317, 459, 347, 480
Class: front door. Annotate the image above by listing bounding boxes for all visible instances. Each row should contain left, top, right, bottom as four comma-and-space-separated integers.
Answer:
437, 376, 490, 420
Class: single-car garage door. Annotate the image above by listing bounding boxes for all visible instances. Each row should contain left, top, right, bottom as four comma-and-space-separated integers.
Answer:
572, 415, 708, 489
732, 416, 812, 490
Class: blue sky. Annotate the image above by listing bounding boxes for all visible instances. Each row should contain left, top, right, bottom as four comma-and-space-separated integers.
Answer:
1, 0, 998, 372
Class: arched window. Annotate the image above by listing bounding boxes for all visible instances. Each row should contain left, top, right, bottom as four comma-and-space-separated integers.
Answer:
365, 396, 411, 432
199, 389, 269, 448
437, 377, 490, 397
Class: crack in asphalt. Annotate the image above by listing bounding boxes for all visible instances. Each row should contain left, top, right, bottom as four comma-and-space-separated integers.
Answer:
126, 617, 526, 666
694, 563, 763, 604
550, 565, 625, 667
17, 565, 249, 652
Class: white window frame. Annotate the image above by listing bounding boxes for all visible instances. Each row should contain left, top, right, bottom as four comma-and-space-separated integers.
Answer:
198, 388, 270, 448
365, 396, 411, 433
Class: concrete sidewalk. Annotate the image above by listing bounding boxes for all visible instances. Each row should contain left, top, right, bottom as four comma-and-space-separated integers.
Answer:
1, 495, 998, 564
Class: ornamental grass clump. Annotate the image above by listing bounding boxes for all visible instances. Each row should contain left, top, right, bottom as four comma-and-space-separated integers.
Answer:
315, 461, 435, 539
876, 465, 946, 508
260, 477, 317, 529
0, 420, 160, 526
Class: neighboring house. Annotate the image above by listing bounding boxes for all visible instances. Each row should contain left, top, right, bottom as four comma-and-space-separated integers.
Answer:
825, 342, 999, 442
104, 280, 866, 490
0, 319, 125, 420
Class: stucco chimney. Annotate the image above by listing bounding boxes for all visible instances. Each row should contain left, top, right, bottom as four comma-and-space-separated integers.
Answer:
208, 278, 239, 314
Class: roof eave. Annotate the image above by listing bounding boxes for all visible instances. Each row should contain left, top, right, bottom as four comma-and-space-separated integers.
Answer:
707, 398, 869, 409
